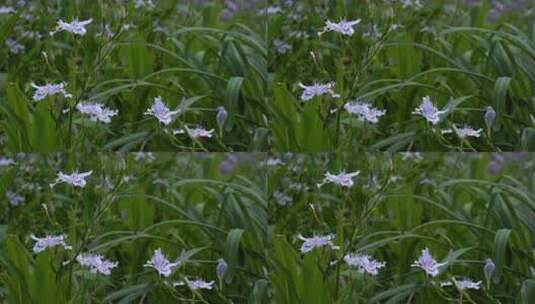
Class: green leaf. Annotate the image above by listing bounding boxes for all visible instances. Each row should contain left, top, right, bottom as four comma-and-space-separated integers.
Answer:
493, 77, 511, 127
492, 228, 511, 282
224, 228, 244, 282
521, 280, 535, 304
225, 76, 244, 128
302, 251, 328, 304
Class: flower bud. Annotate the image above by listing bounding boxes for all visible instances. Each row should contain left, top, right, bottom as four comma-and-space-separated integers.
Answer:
216, 258, 227, 278
216, 107, 228, 130
484, 258, 495, 281
484, 106, 496, 129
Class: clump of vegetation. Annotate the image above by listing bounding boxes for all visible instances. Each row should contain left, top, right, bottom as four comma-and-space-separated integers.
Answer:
268, 0, 535, 152
0, 153, 268, 303
267, 152, 535, 302
0, 1, 267, 152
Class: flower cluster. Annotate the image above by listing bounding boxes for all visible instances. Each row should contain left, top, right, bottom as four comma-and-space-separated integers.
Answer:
6, 38, 24, 54
454, 278, 482, 290
6, 190, 25, 206
134, 0, 156, 9
401, 0, 424, 9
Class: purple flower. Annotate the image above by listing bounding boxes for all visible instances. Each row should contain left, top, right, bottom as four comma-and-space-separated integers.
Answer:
344, 253, 386, 276
76, 102, 118, 124
411, 248, 446, 277
0, 6, 15, 14
50, 170, 92, 188
454, 278, 482, 290
344, 102, 386, 124
31, 82, 73, 101
298, 82, 340, 101
76, 253, 118, 275
266, 158, 283, 166
273, 191, 292, 206
274, 38, 292, 54
145, 96, 179, 125
297, 234, 339, 254
413, 96, 447, 125
50, 18, 92, 36
318, 19, 361, 36
144, 248, 179, 277
183, 278, 215, 291
30, 234, 72, 253
6, 38, 24, 54
317, 171, 360, 188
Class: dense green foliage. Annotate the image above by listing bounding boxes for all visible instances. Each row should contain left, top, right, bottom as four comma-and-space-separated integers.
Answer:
0, 1, 267, 152
0, 153, 268, 303
2, 1, 535, 303
268, 153, 535, 303
269, 0, 535, 152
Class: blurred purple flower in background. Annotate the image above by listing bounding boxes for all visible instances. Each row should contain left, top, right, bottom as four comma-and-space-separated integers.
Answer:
487, 153, 526, 175
465, 0, 532, 20
219, 154, 239, 174
193, 0, 263, 21
6, 190, 24, 206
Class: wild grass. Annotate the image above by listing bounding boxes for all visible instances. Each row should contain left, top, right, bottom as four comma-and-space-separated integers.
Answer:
0, 1, 267, 152
0, 153, 268, 303
268, 0, 535, 152
267, 152, 535, 303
